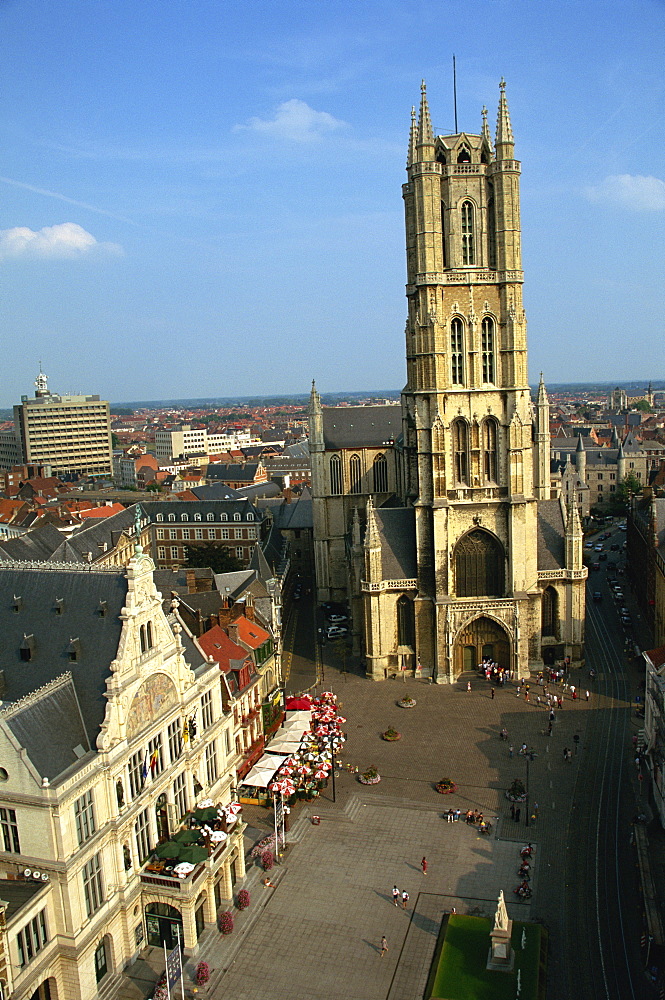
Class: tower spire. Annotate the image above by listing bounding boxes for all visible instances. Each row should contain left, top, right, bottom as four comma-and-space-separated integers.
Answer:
481, 105, 493, 155
407, 105, 417, 167
417, 80, 434, 148
495, 78, 514, 157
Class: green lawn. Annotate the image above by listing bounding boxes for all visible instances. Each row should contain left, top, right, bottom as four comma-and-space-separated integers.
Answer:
428, 914, 543, 1000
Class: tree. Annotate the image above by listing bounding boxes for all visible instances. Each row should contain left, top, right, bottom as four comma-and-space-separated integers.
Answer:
184, 544, 244, 574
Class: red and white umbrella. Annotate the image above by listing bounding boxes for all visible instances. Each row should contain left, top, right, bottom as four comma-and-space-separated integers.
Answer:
314, 769, 328, 779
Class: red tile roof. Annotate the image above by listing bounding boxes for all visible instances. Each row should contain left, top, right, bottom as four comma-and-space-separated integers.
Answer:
198, 625, 249, 673
234, 615, 269, 649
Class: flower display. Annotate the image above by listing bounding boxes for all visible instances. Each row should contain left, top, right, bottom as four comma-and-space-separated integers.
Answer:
435, 778, 458, 794
195, 961, 210, 985
237, 889, 251, 910
358, 765, 381, 785
382, 728, 401, 741
261, 849, 274, 870
506, 779, 527, 802
218, 910, 234, 935
398, 695, 416, 708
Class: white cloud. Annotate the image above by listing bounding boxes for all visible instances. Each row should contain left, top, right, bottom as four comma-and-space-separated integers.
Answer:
234, 99, 347, 143
585, 174, 665, 211
0, 222, 123, 260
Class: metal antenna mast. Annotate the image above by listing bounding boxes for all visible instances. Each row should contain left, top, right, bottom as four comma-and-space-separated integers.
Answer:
453, 54, 458, 133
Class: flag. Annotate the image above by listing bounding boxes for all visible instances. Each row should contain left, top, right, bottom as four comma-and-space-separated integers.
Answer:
166, 938, 182, 991
150, 747, 159, 773
182, 720, 189, 745
141, 753, 148, 783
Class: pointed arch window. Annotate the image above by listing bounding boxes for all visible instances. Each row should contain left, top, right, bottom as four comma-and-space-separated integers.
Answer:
330, 455, 342, 495
373, 453, 388, 493
461, 201, 475, 265
440, 201, 447, 268
397, 595, 415, 648
451, 318, 465, 385
542, 586, 558, 637
487, 189, 496, 269
482, 417, 499, 483
455, 529, 504, 597
349, 454, 362, 495
452, 419, 469, 485
481, 317, 496, 384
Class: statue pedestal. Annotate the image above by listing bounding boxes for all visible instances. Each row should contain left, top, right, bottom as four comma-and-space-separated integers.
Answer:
486, 920, 514, 972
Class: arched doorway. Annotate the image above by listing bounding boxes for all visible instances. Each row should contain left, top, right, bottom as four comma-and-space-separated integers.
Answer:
145, 902, 183, 949
454, 616, 510, 676
30, 981, 56, 1000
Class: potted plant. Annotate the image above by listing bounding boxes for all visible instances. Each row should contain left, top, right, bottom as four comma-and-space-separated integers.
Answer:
506, 778, 527, 802
358, 765, 381, 785
382, 727, 401, 741
398, 695, 416, 708
218, 909, 234, 935
195, 961, 210, 986
435, 777, 458, 794
261, 849, 274, 870
237, 888, 251, 910
153, 974, 168, 1000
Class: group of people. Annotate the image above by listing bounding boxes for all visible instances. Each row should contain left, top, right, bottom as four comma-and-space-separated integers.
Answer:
391, 885, 410, 908
479, 656, 511, 685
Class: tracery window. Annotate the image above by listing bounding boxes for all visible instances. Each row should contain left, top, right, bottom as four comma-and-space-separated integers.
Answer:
441, 201, 447, 268
454, 530, 504, 597
349, 454, 362, 495
330, 455, 342, 495
373, 453, 388, 493
461, 201, 475, 265
397, 595, 415, 648
487, 191, 496, 269
451, 318, 464, 385
482, 417, 499, 483
542, 586, 558, 637
481, 317, 495, 384
452, 419, 469, 485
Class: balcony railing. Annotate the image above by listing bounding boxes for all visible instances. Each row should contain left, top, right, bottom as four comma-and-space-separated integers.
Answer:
140, 862, 208, 893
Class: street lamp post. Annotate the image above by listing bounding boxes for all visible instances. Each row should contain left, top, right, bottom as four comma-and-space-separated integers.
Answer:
525, 752, 530, 829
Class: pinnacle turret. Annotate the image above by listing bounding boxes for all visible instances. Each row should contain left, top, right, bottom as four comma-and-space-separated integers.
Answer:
495, 78, 514, 157
481, 105, 493, 156
407, 105, 417, 167
364, 495, 381, 550
417, 80, 434, 148
537, 372, 549, 406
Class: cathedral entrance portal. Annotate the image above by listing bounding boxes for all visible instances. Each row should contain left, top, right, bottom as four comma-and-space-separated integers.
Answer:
454, 616, 510, 676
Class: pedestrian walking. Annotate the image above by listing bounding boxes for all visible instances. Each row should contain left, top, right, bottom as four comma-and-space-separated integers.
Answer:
525, 692, 530, 703
547, 722, 553, 736
509, 745, 514, 758
421, 857, 428, 875
491, 687, 495, 700
515, 807, 521, 823
467, 680, 472, 693
392, 885, 399, 906
380, 935, 388, 957
586, 690, 590, 702
402, 890, 409, 909
563, 747, 570, 761
510, 802, 515, 820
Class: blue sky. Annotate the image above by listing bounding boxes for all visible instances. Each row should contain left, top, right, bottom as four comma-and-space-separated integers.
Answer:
0, 0, 663, 406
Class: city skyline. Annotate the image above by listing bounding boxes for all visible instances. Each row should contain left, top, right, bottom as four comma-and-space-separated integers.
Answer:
1, 0, 663, 408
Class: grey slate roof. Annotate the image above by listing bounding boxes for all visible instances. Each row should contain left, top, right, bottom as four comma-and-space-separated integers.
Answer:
373, 507, 417, 580
0, 565, 128, 749
537, 500, 566, 571
322, 405, 402, 450
213, 570, 257, 599
0, 878, 49, 921
3, 673, 91, 782
0, 523, 64, 563
207, 463, 261, 482
189, 483, 241, 501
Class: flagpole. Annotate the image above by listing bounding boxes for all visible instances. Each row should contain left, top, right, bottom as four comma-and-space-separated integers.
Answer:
177, 926, 184, 1000
164, 940, 171, 1000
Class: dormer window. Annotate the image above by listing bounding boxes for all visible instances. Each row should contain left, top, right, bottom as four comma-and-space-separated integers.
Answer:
54, 598, 65, 615
221, 513, 228, 522
156, 514, 163, 522
168, 513, 175, 522
181, 513, 189, 522
194, 513, 201, 521
247, 513, 254, 521
234, 513, 241, 522
207, 513, 214, 521
20, 634, 35, 662
12, 595, 22, 613
98, 600, 108, 617
67, 638, 81, 662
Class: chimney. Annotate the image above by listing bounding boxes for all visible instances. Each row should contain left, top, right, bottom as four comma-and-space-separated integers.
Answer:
227, 622, 239, 644
186, 569, 196, 593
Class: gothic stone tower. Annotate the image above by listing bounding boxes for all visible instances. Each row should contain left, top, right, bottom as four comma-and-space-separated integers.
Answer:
397, 81, 582, 681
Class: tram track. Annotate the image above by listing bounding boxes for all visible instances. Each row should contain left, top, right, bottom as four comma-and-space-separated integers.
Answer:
562, 577, 645, 999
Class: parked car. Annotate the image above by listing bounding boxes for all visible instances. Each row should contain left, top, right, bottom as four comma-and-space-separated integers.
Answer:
594, 544, 603, 551
326, 625, 348, 639
327, 613, 348, 623
593, 592, 602, 602
584, 541, 594, 549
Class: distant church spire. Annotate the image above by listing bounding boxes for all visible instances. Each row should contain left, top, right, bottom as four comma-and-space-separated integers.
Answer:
495, 78, 514, 157
417, 80, 434, 148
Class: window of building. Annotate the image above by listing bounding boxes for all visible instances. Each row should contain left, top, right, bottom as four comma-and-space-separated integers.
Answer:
94, 938, 108, 982
128, 751, 144, 799
396, 595, 415, 648
481, 317, 495, 384
182, 528, 190, 540
168, 513, 175, 522
206, 512, 214, 521
440, 200, 447, 267
158, 546, 166, 560
373, 453, 388, 493
194, 513, 201, 521
74, 790, 96, 846
16, 909, 48, 967
482, 418, 498, 483
139, 621, 154, 655
168, 719, 182, 763
221, 513, 228, 521
173, 773, 188, 821
597, 473, 603, 480
82, 853, 104, 918
451, 318, 464, 385
169, 528, 177, 540
542, 586, 558, 637
461, 201, 475, 265
236, 546, 243, 559
234, 512, 241, 521
201, 691, 214, 730
222, 528, 230, 540
170, 546, 179, 560
156, 528, 165, 539
0, 807, 20, 853
610, 473, 616, 481
148, 734, 164, 777
247, 513, 254, 521
454, 529, 504, 597
598, 484, 603, 492
349, 454, 362, 494
156, 514, 163, 522
205, 741, 218, 786
330, 454, 342, 495
224, 728, 231, 756
181, 513, 189, 522
452, 419, 469, 484
610, 485, 616, 492
134, 808, 152, 863
487, 191, 496, 269
195, 528, 203, 540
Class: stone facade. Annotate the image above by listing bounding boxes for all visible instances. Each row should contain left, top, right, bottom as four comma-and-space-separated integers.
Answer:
310, 81, 586, 683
